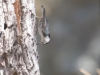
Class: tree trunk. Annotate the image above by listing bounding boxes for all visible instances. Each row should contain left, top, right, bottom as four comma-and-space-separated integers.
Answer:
0, 0, 40, 75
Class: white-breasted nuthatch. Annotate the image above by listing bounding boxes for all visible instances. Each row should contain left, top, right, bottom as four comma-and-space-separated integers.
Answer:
37, 5, 50, 45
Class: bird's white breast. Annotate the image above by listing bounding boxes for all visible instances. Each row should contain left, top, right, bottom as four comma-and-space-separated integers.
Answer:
44, 36, 50, 43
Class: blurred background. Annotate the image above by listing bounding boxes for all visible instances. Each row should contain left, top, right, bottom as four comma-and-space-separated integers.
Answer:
35, 0, 100, 75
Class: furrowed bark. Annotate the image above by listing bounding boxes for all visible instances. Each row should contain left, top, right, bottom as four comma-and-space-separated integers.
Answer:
19, 0, 40, 75
0, 0, 40, 75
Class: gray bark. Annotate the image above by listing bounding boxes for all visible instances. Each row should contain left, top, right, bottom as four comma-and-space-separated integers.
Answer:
0, 0, 40, 75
